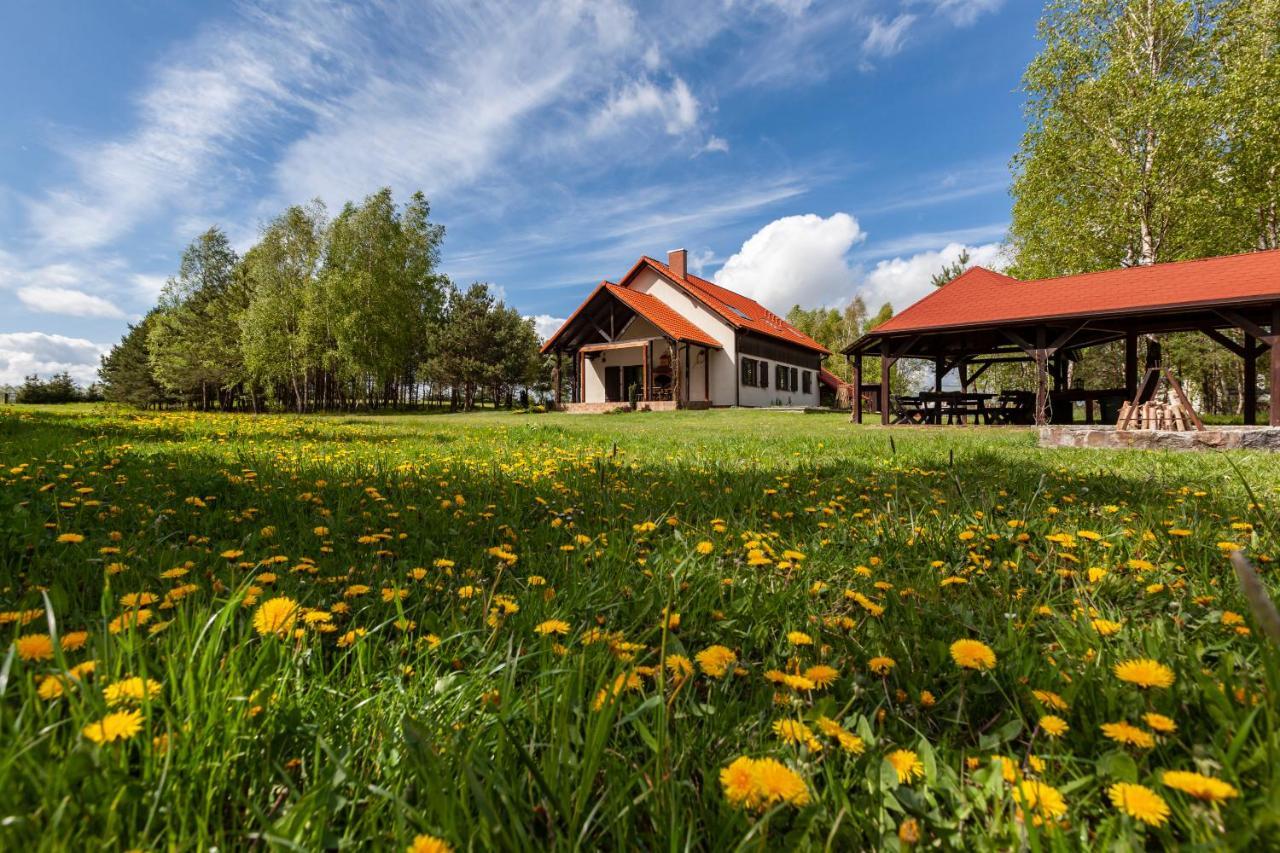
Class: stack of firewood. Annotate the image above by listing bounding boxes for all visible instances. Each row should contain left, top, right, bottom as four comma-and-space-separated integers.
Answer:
1116, 400, 1197, 431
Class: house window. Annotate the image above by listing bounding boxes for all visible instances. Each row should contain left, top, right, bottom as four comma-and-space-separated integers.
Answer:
790, 367, 799, 392
741, 357, 756, 387
775, 364, 785, 390
802, 370, 812, 394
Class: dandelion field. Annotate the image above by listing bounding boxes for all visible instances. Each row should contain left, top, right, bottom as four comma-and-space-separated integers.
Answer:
2, 406, 1279, 851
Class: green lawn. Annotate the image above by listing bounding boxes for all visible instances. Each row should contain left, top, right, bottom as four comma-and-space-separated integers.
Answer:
2, 404, 1278, 850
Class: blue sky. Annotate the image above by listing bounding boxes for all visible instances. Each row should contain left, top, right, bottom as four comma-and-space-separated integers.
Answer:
0, 0, 1041, 385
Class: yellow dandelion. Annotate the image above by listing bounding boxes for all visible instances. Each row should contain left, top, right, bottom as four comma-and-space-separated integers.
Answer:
253, 596, 299, 638
1014, 779, 1068, 822
103, 677, 163, 706
886, 749, 925, 784
60, 630, 89, 651
752, 757, 810, 807
950, 639, 996, 671
787, 630, 813, 646
1032, 689, 1068, 711
534, 619, 570, 636
719, 756, 760, 809
868, 656, 896, 676
1038, 715, 1069, 738
1160, 770, 1239, 803
83, 709, 144, 744
695, 645, 736, 678
15, 633, 55, 662
695, 541, 714, 555
1143, 712, 1177, 734
57, 533, 85, 544
1108, 782, 1169, 826
803, 664, 839, 688
407, 833, 452, 853
1113, 659, 1175, 689
772, 718, 815, 746
1101, 722, 1155, 749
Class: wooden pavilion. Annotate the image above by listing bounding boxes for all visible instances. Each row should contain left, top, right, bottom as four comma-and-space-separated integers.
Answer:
842, 250, 1280, 427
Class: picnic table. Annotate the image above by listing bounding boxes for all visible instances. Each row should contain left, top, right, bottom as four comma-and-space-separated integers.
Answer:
917, 391, 996, 425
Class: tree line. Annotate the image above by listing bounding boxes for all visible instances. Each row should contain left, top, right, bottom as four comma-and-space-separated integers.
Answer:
100, 189, 547, 412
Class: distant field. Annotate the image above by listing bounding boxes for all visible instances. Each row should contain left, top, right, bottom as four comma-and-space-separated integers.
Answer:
2, 404, 1278, 850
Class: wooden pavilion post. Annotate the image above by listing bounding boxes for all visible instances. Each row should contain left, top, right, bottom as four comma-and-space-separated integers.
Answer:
880, 335, 890, 422
1272, 305, 1280, 427
1124, 328, 1138, 400
852, 353, 863, 424
933, 356, 944, 393
1034, 326, 1049, 427
1243, 332, 1257, 426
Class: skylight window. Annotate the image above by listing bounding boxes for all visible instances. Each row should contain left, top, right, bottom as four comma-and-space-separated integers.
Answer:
728, 306, 751, 320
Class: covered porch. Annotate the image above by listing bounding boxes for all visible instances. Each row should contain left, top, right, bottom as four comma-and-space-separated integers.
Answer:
541, 280, 721, 410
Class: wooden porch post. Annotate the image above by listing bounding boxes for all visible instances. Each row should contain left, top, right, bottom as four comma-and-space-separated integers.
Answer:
933, 356, 943, 392
683, 344, 691, 404
1243, 332, 1257, 426
1271, 305, 1280, 427
852, 353, 863, 424
703, 346, 710, 402
958, 362, 969, 392
1124, 328, 1138, 400
1034, 327, 1049, 427
880, 335, 890, 422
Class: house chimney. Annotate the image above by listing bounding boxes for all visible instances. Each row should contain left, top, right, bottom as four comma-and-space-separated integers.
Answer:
668, 248, 687, 279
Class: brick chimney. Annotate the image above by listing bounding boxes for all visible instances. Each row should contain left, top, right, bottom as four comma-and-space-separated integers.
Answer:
667, 248, 687, 279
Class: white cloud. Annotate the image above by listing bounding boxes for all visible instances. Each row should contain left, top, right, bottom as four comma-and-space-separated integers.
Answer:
699, 136, 730, 155
0, 332, 110, 386
589, 77, 700, 138
861, 241, 1007, 311
687, 248, 717, 275
528, 314, 566, 341
710, 215, 1008, 314
16, 287, 126, 319
862, 14, 917, 59
927, 0, 1005, 27
714, 213, 866, 312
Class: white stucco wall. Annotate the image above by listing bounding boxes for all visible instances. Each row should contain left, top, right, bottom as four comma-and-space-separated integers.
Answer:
582, 346, 649, 402
737, 355, 821, 408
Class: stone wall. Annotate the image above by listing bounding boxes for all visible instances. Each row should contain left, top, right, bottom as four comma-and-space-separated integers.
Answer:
1040, 426, 1280, 452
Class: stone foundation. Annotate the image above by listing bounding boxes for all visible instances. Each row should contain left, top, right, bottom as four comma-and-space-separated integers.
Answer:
1040, 425, 1280, 452
557, 400, 709, 414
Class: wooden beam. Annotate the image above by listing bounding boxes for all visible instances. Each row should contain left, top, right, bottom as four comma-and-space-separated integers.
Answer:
966, 361, 994, 386
880, 339, 891, 426
1203, 327, 1246, 357
1219, 309, 1278, 345
933, 356, 944, 392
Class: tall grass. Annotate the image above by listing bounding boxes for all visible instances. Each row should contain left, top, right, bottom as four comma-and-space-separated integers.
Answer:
1, 405, 1277, 849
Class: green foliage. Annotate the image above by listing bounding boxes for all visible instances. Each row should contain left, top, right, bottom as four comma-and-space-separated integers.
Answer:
930, 248, 971, 288
1005, 0, 1277, 415
14, 372, 96, 404
100, 311, 168, 408
108, 188, 540, 413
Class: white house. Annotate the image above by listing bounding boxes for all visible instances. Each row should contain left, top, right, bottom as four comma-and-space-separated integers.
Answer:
542, 249, 830, 411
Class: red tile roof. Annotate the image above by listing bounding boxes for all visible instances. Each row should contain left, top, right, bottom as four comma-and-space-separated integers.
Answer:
539, 280, 721, 352
602, 283, 721, 348
872, 249, 1280, 335
817, 368, 845, 389
635, 257, 831, 354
